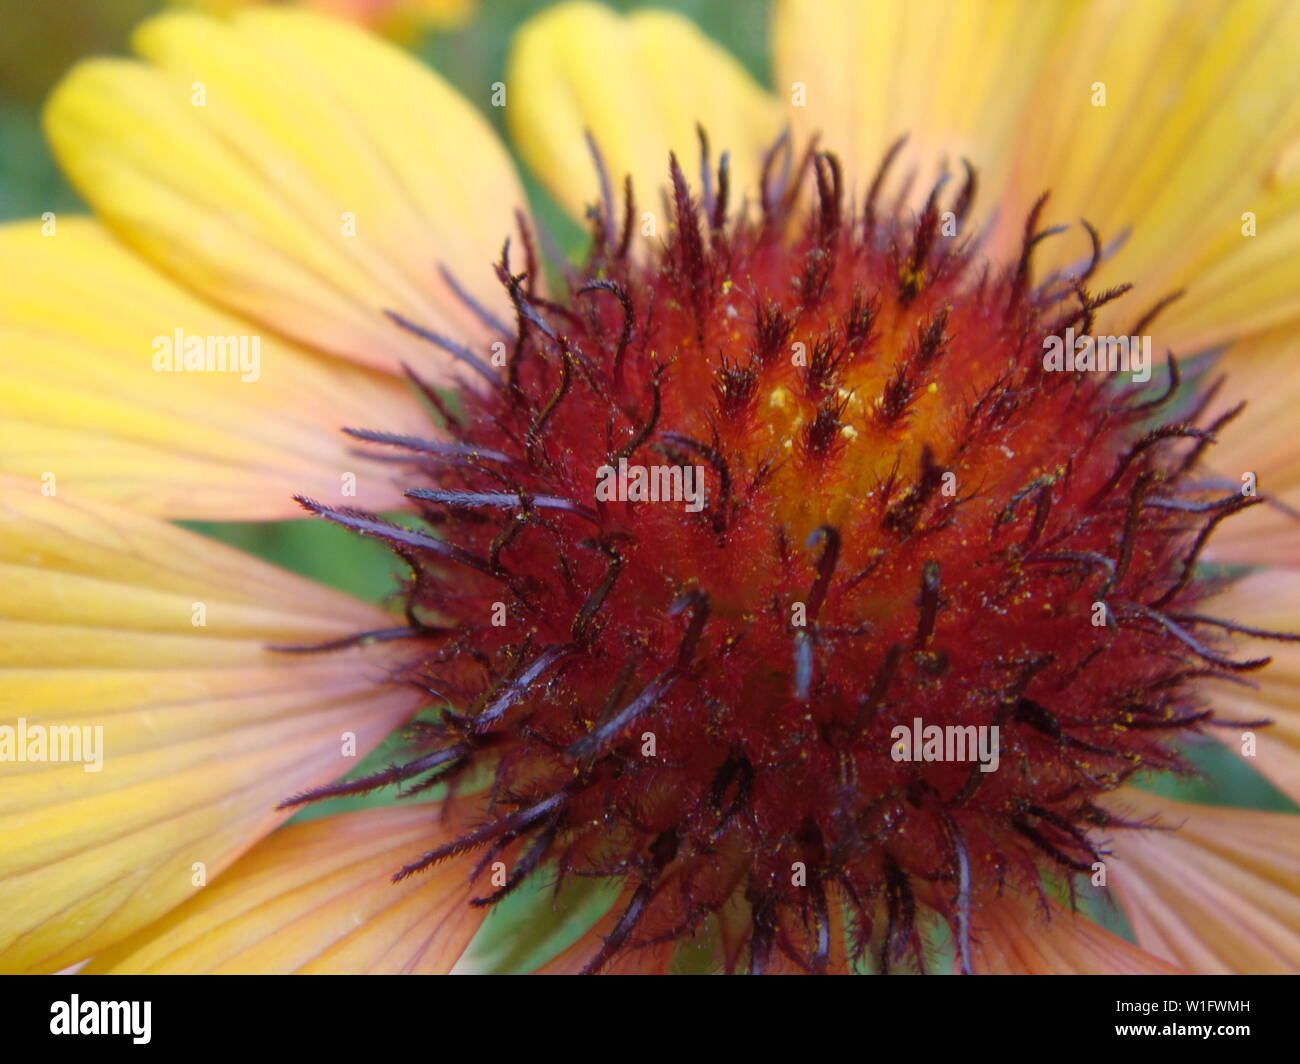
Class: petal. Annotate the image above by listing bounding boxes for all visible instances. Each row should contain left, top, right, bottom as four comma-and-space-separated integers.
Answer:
772, 0, 1074, 204
773, 1, 1300, 353
1104, 789, 1300, 973
1198, 325, 1300, 569
508, 1, 782, 227
45, 9, 523, 378
0, 477, 422, 973
971, 894, 1182, 975
85, 804, 483, 973
1196, 569, 1300, 803
0, 218, 428, 520
998, 0, 1300, 349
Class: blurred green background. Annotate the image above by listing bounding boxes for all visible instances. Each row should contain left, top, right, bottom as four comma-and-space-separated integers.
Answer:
1, 0, 1292, 965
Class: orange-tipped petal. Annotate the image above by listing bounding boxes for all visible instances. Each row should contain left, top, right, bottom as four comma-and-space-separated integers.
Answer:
1104, 789, 1300, 973
1199, 325, 1300, 569
0, 477, 422, 972
1195, 569, 1300, 803
971, 893, 1183, 975
86, 803, 483, 973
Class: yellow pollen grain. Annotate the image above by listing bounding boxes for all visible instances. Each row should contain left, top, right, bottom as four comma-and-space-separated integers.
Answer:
841, 424, 859, 440
769, 386, 792, 410
927, 382, 938, 394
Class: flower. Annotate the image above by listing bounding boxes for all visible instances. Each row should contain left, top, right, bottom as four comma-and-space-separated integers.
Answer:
2, 0, 1299, 975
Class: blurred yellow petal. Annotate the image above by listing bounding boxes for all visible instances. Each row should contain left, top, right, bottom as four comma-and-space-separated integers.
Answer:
87, 804, 483, 973
1197, 569, 1300, 803
0, 218, 428, 519
45, 9, 523, 378
772, 0, 1074, 206
508, 1, 782, 228
999, 0, 1300, 350
0, 477, 422, 972
1105, 789, 1300, 973
971, 894, 1182, 975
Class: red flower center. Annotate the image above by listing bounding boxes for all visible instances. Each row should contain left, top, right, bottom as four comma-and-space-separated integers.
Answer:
293, 137, 1279, 974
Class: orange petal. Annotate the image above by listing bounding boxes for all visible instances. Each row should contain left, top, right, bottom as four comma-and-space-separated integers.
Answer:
0, 218, 429, 519
1183, 569, 1300, 803
0, 477, 422, 972
86, 803, 483, 973
971, 893, 1182, 975
1103, 788, 1300, 973
1198, 325, 1300, 569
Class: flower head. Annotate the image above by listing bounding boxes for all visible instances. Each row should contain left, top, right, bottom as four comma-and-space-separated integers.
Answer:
2, 0, 1299, 975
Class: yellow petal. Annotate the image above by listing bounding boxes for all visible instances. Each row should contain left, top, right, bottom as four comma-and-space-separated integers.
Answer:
0, 477, 422, 972
1196, 569, 1300, 803
971, 894, 1182, 975
86, 804, 483, 973
0, 218, 429, 519
1198, 325, 1300, 569
773, 1, 1300, 352
1105, 789, 1300, 973
45, 8, 523, 378
508, 1, 782, 228
772, 0, 1075, 206
998, 0, 1300, 350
